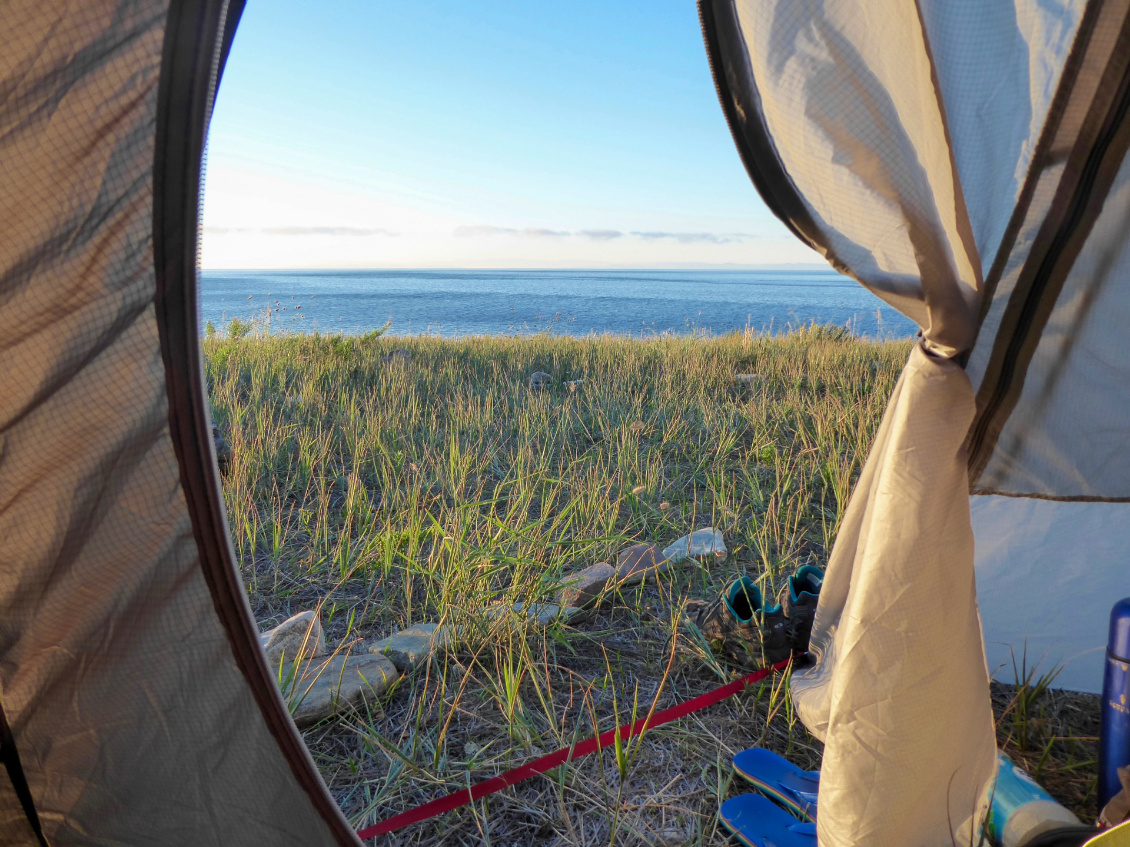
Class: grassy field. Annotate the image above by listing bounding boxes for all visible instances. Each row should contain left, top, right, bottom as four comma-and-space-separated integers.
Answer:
205, 327, 1099, 845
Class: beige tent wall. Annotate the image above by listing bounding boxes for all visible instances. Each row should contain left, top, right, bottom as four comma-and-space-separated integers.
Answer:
0, 3, 359, 844
973, 496, 1127, 692
791, 345, 996, 846
970, 155, 1130, 497
701, 0, 1130, 842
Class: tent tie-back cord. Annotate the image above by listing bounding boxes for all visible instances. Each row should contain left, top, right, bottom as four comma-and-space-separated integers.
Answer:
356, 657, 794, 838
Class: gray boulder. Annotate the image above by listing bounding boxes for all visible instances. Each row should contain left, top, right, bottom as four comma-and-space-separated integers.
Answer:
368, 622, 451, 672
260, 611, 326, 670
286, 651, 398, 728
557, 562, 615, 609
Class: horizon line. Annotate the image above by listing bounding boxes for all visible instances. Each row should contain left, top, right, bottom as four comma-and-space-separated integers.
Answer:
200, 262, 836, 273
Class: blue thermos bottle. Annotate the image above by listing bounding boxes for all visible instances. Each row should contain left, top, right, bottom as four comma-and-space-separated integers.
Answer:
1101, 597, 1130, 807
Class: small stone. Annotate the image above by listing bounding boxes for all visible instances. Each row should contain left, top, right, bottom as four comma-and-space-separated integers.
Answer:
662, 527, 726, 564
367, 623, 450, 672
736, 373, 762, 387
211, 421, 231, 474
659, 501, 671, 511
287, 651, 398, 727
557, 562, 615, 608
529, 371, 552, 390
486, 602, 584, 626
381, 349, 410, 365
261, 611, 326, 670
628, 420, 647, 433
615, 543, 668, 587
517, 602, 569, 626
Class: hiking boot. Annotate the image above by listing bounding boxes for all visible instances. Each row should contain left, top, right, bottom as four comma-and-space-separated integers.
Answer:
781, 565, 824, 654
687, 576, 791, 667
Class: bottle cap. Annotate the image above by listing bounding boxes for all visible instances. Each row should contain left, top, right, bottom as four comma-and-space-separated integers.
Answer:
1109, 598, 1130, 663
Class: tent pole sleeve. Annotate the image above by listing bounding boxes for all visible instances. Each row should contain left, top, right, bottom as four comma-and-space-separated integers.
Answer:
151, 2, 362, 844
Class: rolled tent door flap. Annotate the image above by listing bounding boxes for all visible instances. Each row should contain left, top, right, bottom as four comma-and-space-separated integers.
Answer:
700, 0, 1130, 843
0, 3, 359, 844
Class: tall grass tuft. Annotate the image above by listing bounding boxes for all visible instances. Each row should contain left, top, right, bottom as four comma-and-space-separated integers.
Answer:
204, 328, 943, 842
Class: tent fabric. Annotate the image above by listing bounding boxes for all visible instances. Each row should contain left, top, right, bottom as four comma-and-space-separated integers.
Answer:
789, 344, 996, 845
0, 3, 358, 844
972, 496, 1126, 690
2, 0, 1128, 843
700, 0, 1130, 842
964, 2, 1130, 491
971, 153, 1130, 498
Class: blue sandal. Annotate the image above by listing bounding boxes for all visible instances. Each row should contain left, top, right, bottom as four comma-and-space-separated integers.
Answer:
732, 747, 819, 821
720, 793, 817, 847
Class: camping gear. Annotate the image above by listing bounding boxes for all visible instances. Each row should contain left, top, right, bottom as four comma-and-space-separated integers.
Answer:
687, 576, 791, 667
719, 793, 818, 847
1102, 599, 1130, 806
732, 747, 819, 821
1022, 828, 1117, 847
699, 0, 1130, 842
780, 565, 824, 653
5, 1, 1130, 843
986, 754, 1082, 846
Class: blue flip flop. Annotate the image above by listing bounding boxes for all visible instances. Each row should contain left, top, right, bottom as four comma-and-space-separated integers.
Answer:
732, 748, 819, 821
720, 793, 818, 847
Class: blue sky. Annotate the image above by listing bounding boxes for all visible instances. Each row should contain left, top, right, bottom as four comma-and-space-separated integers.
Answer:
201, 0, 816, 269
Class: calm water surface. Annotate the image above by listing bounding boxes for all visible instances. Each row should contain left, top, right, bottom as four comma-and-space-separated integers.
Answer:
200, 269, 917, 339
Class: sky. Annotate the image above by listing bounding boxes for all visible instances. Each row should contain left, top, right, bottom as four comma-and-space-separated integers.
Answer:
201, 0, 817, 270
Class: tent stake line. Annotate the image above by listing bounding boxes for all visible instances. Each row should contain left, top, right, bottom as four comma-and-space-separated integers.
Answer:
355, 658, 795, 838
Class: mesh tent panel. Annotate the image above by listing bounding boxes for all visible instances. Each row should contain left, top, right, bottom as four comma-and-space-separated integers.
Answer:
0, 4, 359, 843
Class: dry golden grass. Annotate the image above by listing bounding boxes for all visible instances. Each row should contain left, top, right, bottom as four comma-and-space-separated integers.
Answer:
205, 326, 1099, 844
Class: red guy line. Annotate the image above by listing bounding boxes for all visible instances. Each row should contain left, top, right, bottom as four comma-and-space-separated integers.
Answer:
357, 657, 793, 838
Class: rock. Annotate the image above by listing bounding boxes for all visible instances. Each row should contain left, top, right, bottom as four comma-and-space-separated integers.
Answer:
211, 421, 231, 474
367, 623, 451, 671
615, 543, 668, 587
529, 371, 552, 390
286, 651, 398, 727
381, 349, 410, 365
662, 527, 726, 564
628, 420, 647, 433
557, 562, 615, 608
519, 602, 582, 625
736, 373, 762, 387
261, 611, 326, 670
486, 601, 586, 625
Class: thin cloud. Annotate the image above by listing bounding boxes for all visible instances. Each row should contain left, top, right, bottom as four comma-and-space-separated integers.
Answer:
522, 227, 569, 238
454, 225, 569, 238
451, 225, 746, 244
261, 226, 396, 236
629, 231, 754, 245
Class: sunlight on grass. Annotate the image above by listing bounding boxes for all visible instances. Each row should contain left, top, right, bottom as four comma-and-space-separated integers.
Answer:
206, 326, 909, 844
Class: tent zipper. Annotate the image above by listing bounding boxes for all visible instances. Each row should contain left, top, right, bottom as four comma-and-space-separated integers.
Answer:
967, 60, 1130, 479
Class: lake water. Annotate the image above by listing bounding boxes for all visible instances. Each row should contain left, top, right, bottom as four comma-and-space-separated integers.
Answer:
200, 269, 918, 340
